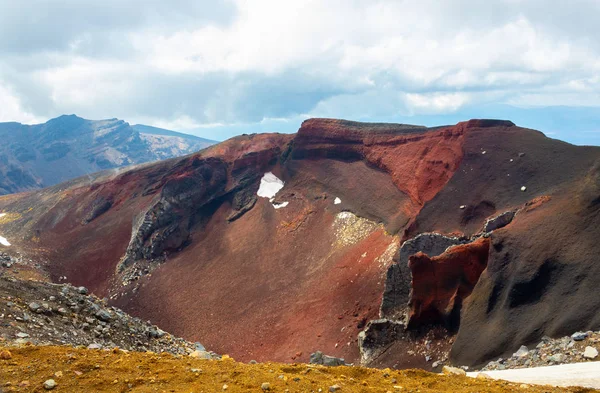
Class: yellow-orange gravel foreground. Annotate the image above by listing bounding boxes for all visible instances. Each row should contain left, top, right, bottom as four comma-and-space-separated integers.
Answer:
0, 345, 596, 393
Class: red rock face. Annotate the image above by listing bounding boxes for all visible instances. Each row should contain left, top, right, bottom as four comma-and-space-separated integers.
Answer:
407, 237, 490, 329
1, 118, 598, 368
294, 119, 465, 231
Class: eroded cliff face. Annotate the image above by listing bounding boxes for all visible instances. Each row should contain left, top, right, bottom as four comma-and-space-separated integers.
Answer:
407, 237, 490, 329
1, 118, 599, 369
293, 119, 465, 232
380, 233, 468, 320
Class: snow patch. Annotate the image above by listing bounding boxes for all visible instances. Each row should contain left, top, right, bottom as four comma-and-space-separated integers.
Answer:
257, 172, 285, 199
334, 197, 342, 205
468, 362, 600, 389
273, 201, 289, 209
0, 236, 10, 247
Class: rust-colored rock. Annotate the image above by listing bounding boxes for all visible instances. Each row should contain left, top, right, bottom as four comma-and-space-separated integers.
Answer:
1, 118, 599, 370
407, 237, 490, 329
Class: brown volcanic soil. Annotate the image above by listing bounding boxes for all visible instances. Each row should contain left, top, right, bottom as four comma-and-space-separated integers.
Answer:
1, 345, 594, 393
451, 162, 600, 366
112, 188, 397, 364
0, 118, 599, 371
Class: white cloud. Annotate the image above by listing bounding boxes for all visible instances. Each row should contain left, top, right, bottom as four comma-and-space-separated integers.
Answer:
404, 92, 472, 114
0, 82, 43, 124
0, 0, 600, 134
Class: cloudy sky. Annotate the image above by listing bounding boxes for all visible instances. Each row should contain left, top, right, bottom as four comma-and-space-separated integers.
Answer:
1, 0, 600, 144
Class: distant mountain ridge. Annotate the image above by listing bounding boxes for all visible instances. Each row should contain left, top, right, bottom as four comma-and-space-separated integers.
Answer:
0, 115, 216, 195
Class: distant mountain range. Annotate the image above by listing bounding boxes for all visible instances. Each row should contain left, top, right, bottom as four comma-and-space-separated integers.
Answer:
0, 115, 216, 195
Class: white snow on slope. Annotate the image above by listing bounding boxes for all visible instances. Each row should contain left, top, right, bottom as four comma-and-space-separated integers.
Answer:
257, 172, 285, 199
273, 201, 289, 209
256, 172, 290, 209
468, 362, 600, 389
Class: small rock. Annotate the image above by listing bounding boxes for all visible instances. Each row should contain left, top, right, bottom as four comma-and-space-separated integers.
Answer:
261, 382, 271, 391
77, 286, 89, 295
548, 354, 564, 363
0, 350, 12, 360
329, 384, 341, 392
28, 302, 41, 313
459, 205, 466, 209
15, 332, 29, 338
584, 346, 598, 359
222, 384, 228, 391
442, 366, 466, 376
43, 379, 57, 390
95, 310, 112, 322
87, 343, 102, 350
431, 361, 440, 368
476, 373, 491, 380
572, 332, 588, 341
520, 186, 527, 192
514, 345, 529, 358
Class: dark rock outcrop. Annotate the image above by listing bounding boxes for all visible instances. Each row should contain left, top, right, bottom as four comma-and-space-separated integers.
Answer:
117, 158, 229, 280
358, 319, 406, 364
483, 210, 516, 233
82, 196, 114, 224
380, 233, 467, 319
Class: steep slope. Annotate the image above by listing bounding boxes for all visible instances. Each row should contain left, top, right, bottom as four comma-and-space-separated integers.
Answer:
0, 118, 598, 369
0, 115, 216, 195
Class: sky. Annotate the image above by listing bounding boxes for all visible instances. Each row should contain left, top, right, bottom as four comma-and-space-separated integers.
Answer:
1, 0, 600, 145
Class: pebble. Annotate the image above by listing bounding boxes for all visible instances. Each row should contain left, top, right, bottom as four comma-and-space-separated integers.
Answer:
0, 350, 12, 359
583, 346, 598, 359
571, 332, 588, 341
43, 379, 57, 390
329, 384, 341, 392
16, 332, 29, 338
261, 382, 271, 390
77, 287, 89, 295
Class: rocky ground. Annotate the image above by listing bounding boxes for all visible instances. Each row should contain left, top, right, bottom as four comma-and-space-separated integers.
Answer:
482, 332, 600, 371
1, 345, 595, 393
0, 272, 213, 357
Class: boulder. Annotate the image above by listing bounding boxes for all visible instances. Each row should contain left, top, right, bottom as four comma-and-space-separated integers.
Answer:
309, 351, 345, 367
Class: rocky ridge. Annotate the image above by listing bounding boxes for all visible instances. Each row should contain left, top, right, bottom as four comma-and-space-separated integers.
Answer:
0, 275, 209, 356
0, 115, 215, 195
